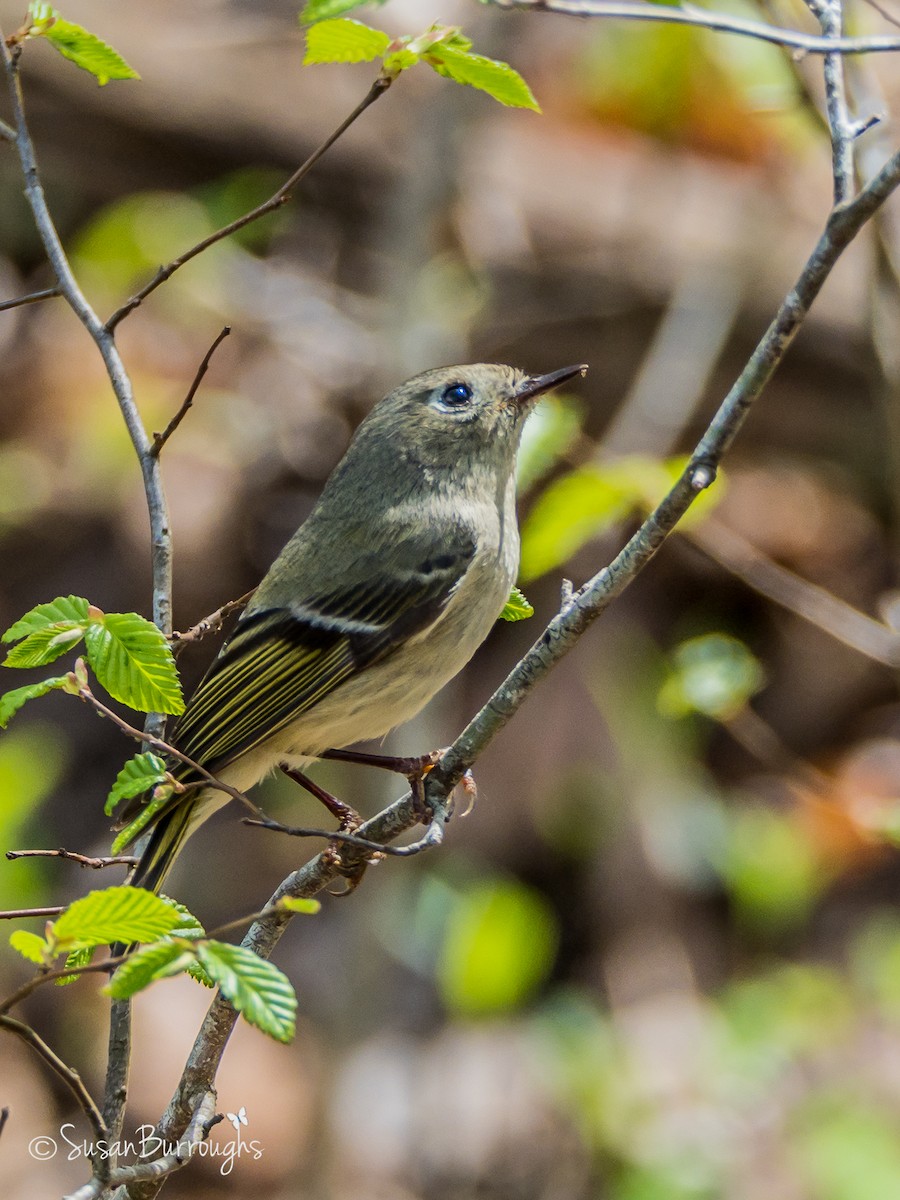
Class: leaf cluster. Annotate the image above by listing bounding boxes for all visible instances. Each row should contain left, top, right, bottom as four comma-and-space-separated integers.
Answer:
0, 595, 184, 726
8, 886, 315, 1041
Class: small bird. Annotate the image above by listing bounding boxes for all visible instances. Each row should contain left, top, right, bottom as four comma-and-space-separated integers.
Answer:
125, 362, 588, 893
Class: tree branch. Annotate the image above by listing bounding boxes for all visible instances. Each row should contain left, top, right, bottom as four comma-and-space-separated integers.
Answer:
169, 589, 255, 653
806, 0, 858, 203
150, 326, 231, 458
0, 1015, 108, 1171
487, 0, 900, 53
104, 74, 394, 331
0, 40, 172, 642
5, 848, 138, 869
0, 285, 60, 312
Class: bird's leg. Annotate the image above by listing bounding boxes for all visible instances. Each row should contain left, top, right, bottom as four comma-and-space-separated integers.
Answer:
280, 765, 362, 831
319, 747, 477, 822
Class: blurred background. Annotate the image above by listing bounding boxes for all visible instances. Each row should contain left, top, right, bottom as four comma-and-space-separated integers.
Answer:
3, 0, 900, 1196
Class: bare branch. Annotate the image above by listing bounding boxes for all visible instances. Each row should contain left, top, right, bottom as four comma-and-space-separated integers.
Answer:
151, 326, 231, 458
806, 0, 857, 202
487, 0, 900, 53
0, 1015, 108, 1163
0, 115, 14, 141
0, 905, 64, 920
0, 39, 172, 642
74, 684, 263, 820
65, 1090, 220, 1200
170, 589, 255, 653
0, 955, 125, 1018
105, 74, 394, 331
0, 285, 60, 312
6, 848, 138, 869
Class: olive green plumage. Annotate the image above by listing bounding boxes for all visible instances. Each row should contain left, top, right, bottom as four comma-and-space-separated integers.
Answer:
125, 362, 587, 893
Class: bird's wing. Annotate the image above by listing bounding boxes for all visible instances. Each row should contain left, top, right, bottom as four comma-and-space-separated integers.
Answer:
171, 533, 477, 775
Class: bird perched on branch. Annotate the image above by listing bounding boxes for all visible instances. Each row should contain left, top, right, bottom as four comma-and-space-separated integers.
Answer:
123, 361, 588, 893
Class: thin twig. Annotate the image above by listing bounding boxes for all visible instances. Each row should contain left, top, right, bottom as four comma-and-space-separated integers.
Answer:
0, 905, 64, 919
0, 285, 60, 312
684, 518, 900, 666
0, 1107, 8, 1139
170, 589, 255, 652
151, 326, 231, 457
75, 684, 262, 819
0, 1015, 108, 1152
487, 0, 900, 52
0, 955, 125, 1018
0, 115, 14, 141
105, 74, 394, 331
6, 848, 138, 869
244, 815, 445, 856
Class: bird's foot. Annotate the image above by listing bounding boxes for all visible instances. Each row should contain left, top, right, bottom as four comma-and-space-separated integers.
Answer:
320, 746, 446, 823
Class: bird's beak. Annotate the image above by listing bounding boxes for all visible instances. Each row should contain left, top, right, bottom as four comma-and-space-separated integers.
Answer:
515, 363, 589, 405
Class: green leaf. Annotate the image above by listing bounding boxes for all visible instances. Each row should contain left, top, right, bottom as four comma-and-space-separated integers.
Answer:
303, 17, 390, 64
105, 941, 195, 999
105, 752, 169, 816
4, 624, 85, 669
39, 13, 140, 86
383, 48, 419, 73
0, 675, 72, 728
499, 587, 534, 623
300, 0, 383, 23
56, 944, 95, 986
197, 941, 297, 1042
110, 780, 176, 853
277, 896, 322, 915
52, 886, 181, 950
520, 467, 635, 583
516, 396, 584, 493
9, 929, 50, 965
84, 611, 184, 715
159, 900, 215, 987
657, 633, 765, 721
423, 44, 540, 111
3, 595, 90, 643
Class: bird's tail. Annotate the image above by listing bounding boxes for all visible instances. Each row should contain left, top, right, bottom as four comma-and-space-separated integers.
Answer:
128, 802, 197, 895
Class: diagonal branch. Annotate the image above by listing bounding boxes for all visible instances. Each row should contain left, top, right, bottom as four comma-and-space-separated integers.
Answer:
151, 326, 231, 458
104, 74, 394, 331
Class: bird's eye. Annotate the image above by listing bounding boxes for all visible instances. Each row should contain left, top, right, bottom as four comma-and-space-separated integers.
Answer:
439, 382, 473, 409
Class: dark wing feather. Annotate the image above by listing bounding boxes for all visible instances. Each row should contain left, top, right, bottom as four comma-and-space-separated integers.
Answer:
170, 535, 476, 776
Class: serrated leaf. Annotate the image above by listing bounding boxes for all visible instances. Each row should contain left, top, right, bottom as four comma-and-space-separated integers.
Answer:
3, 596, 90, 643
105, 941, 194, 999
303, 17, 390, 64
499, 587, 534, 623
159, 900, 215, 986
160, 897, 205, 940
198, 941, 297, 1042
56, 944, 94, 986
84, 612, 184, 715
424, 45, 540, 111
10, 929, 50, 964
4, 624, 85, 669
52, 886, 181, 950
278, 897, 322, 915
300, 0, 381, 23
110, 781, 176, 853
41, 15, 140, 86
105, 752, 169, 816
0, 675, 71, 728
